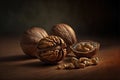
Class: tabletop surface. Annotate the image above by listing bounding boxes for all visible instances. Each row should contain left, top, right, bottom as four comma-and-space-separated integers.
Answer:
0, 37, 120, 80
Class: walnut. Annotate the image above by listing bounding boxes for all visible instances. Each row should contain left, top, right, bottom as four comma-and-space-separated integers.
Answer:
37, 36, 67, 64
20, 27, 48, 57
51, 23, 77, 46
70, 41, 100, 58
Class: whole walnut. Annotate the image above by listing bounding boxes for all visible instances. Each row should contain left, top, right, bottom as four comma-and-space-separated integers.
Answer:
37, 36, 67, 64
51, 23, 77, 46
20, 27, 48, 57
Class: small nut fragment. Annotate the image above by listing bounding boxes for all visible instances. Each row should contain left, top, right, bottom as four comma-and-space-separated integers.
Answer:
63, 64, 68, 68
78, 57, 89, 63
79, 57, 99, 67
91, 57, 99, 65
71, 57, 85, 69
57, 65, 65, 70
83, 47, 90, 52
84, 43, 94, 50
76, 42, 93, 52
71, 57, 81, 68
57, 57, 99, 70
57, 63, 75, 70
83, 61, 93, 66
68, 63, 75, 69
79, 63, 86, 68
71, 57, 86, 68
57, 64, 67, 70
64, 63, 75, 69
76, 44, 82, 51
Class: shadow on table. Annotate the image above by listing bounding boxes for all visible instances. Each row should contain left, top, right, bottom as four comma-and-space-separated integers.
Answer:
0, 55, 35, 62
20, 61, 58, 68
20, 57, 79, 68
0, 54, 57, 68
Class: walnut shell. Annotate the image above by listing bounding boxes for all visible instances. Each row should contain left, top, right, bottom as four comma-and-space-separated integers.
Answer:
51, 23, 77, 46
37, 36, 67, 64
70, 41, 100, 58
20, 27, 48, 57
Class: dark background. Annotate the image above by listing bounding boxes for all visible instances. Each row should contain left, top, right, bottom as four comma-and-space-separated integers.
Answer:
0, 0, 119, 38
0, 1, 120, 80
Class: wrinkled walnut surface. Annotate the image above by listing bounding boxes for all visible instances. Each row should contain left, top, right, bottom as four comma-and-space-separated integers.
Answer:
37, 36, 67, 64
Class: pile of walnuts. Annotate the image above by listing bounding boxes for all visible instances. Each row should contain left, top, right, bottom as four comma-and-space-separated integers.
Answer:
20, 23, 100, 69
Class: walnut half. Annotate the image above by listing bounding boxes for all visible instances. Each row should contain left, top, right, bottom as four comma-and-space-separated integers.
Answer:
70, 41, 100, 58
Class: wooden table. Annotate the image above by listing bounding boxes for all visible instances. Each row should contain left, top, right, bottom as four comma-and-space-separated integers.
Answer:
0, 37, 120, 80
